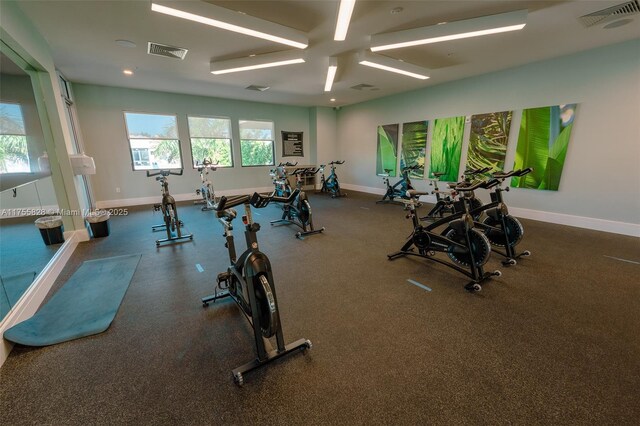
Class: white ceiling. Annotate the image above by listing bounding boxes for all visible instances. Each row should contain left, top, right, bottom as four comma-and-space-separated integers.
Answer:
13, 0, 640, 107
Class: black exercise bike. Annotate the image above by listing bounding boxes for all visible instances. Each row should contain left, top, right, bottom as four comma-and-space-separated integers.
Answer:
376, 164, 421, 204
147, 169, 193, 246
317, 160, 346, 198
201, 192, 311, 385
421, 167, 489, 221
455, 168, 533, 265
388, 181, 501, 292
270, 168, 324, 238
195, 158, 217, 211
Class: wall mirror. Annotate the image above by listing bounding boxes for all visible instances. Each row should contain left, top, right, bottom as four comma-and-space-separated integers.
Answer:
0, 48, 61, 322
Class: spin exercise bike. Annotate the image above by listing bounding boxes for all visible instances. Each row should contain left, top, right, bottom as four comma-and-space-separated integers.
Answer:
455, 168, 533, 266
270, 161, 297, 197
195, 158, 218, 211
147, 169, 193, 246
317, 160, 346, 198
270, 168, 324, 238
388, 181, 501, 292
420, 167, 490, 221
201, 192, 311, 385
376, 164, 420, 204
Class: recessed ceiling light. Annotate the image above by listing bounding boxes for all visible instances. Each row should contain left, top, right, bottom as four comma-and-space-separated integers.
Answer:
391, 7, 403, 14
151, 1, 308, 49
123, 69, 134, 76
371, 9, 527, 51
330, 98, 336, 102
115, 39, 137, 48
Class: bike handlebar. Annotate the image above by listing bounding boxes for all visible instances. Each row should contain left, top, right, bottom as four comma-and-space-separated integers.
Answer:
329, 160, 345, 165
407, 189, 429, 198
214, 194, 250, 212
250, 189, 300, 208
493, 168, 533, 179
146, 169, 183, 177
455, 180, 485, 192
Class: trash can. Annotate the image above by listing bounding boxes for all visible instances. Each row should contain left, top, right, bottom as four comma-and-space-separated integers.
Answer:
34, 216, 65, 246
85, 210, 111, 238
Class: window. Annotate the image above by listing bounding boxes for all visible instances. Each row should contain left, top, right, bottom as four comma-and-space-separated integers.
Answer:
187, 116, 233, 167
0, 102, 30, 174
239, 119, 275, 166
124, 112, 182, 170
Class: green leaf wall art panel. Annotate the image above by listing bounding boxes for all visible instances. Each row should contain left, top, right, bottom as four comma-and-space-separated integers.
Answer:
429, 116, 465, 182
400, 121, 428, 179
511, 104, 576, 191
377, 124, 399, 177
467, 111, 512, 176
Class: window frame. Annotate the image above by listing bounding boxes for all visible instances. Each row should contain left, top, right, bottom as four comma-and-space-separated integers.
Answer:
239, 119, 276, 168
123, 110, 183, 171
186, 114, 234, 169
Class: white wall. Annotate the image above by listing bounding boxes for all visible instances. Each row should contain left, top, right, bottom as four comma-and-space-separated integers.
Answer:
73, 84, 314, 205
336, 40, 640, 231
315, 106, 339, 167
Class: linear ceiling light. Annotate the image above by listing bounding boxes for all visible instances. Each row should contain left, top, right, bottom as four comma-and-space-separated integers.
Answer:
324, 57, 338, 92
151, 1, 308, 49
357, 51, 429, 80
334, 0, 356, 41
211, 50, 306, 75
371, 9, 527, 51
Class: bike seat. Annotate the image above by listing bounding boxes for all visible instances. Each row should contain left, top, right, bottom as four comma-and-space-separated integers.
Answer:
384, 168, 393, 173
432, 172, 445, 177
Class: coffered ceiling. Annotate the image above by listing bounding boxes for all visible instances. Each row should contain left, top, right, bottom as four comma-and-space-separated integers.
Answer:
11, 0, 640, 107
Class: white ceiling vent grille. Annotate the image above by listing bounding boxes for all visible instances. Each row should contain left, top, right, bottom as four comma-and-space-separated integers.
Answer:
578, 0, 639, 27
245, 85, 270, 91
147, 42, 188, 60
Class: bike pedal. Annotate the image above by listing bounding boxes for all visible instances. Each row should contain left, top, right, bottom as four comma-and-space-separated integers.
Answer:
153, 204, 161, 211
216, 272, 231, 285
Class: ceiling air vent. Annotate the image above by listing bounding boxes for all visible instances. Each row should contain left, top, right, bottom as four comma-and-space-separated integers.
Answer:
578, 0, 640, 27
147, 42, 188, 60
245, 85, 270, 91
350, 83, 379, 91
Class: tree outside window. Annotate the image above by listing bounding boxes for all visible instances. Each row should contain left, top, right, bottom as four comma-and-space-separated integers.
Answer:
0, 102, 30, 173
187, 116, 233, 167
124, 112, 182, 170
239, 120, 275, 166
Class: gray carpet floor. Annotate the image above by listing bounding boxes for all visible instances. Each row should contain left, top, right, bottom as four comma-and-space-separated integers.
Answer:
1, 191, 639, 425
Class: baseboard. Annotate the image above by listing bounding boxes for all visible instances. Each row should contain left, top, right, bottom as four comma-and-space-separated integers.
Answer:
0, 204, 59, 219
95, 187, 275, 209
0, 229, 82, 367
509, 207, 640, 237
342, 184, 639, 237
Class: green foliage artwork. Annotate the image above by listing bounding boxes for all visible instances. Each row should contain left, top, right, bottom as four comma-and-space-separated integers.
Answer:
400, 121, 428, 178
511, 104, 576, 191
377, 124, 399, 177
429, 116, 465, 181
467, 111, 513, 175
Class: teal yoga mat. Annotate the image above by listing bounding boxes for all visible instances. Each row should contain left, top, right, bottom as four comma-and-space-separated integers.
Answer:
4, 254, 141, 346
1, 271, 37, 321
